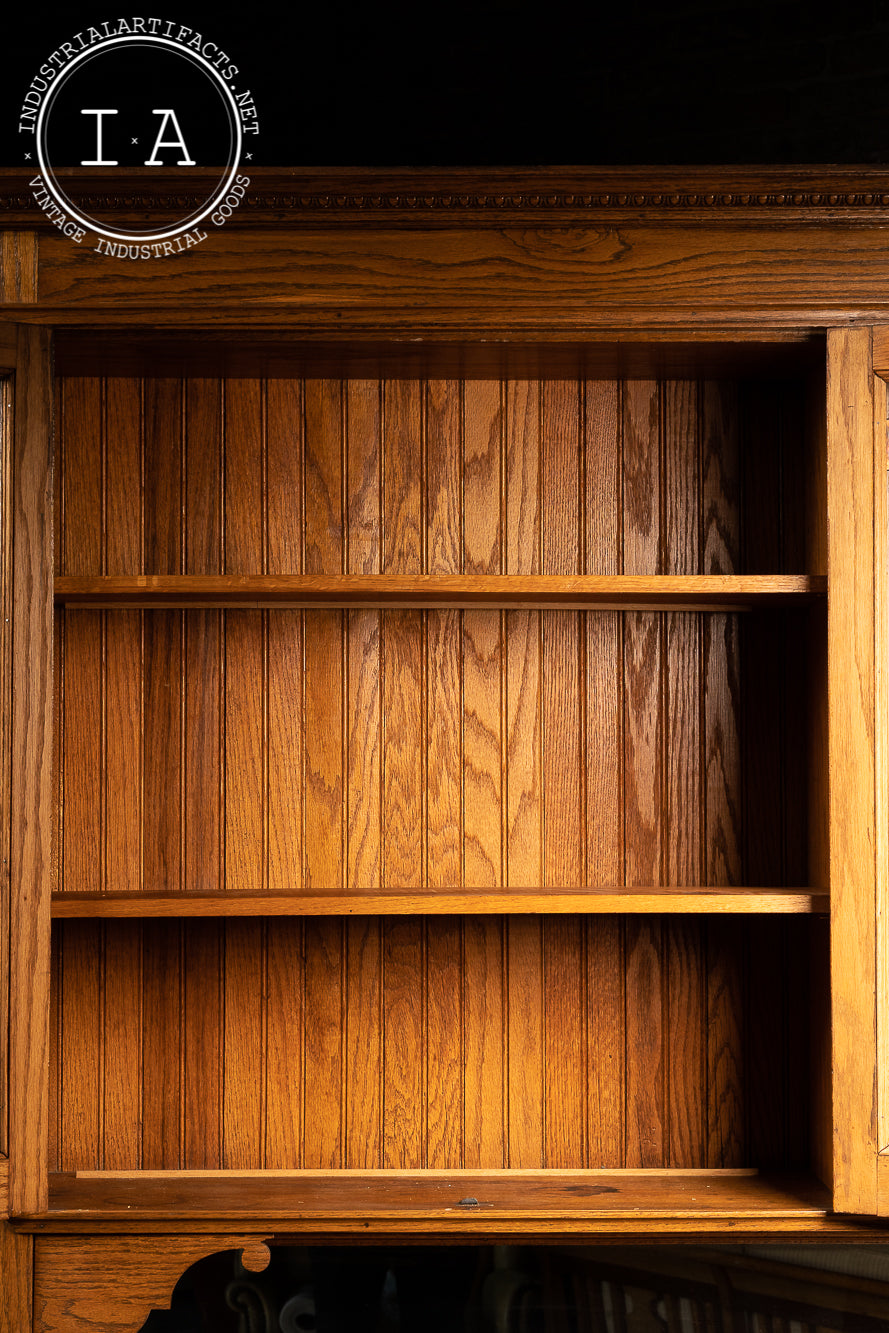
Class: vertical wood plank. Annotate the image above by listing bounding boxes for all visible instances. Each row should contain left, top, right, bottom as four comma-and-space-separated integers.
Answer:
705, 615, 742, 885
10, 324, 53, 1213
625, 917, 665, 1168
584, 381, 622, 888
344, 917, 381, 1168
346, 381, 381, 890
265, 918, 303, 1168
182, 920, 222, 1170
142, 381, 182, 897
224, 613, 264, 894
463, 917, 504, 1168
541, 382, 582, 888
464, 381, 503, 887
140, 920, 181, 1170
383, 919, 424, 1167
222, 919, 264, 1169
706, 917, 745, 1168
304, 380, 344, 889
267, 379, 304, 891
663, 382, 701, 888
0, 1224, 32, 1333
426, 381, 463, 889
505, 380, 542, 889
59, 922, 101, 1171
303, 919, 343, 1168
543, 916, 585, 1167
426, 918, 463, 1168
587, 919, 625, 1166
184, 378, 222, 897
382, 382, 423, 888
224, 379, 264, 896
102, 921, 142, 1170
828, 327, 879, 1212
60, 379, 102, 899
622, 380, 661, 887
506, 916, 543, 1167
666, 920, 705, 1167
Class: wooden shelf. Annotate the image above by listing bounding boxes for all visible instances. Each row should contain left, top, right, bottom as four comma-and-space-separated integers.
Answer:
33, 1170, 840, 1237
50, 887, 829, 917
54, 573, 827, 611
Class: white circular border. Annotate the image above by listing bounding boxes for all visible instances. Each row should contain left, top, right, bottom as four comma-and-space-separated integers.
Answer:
35, 34, 243, 243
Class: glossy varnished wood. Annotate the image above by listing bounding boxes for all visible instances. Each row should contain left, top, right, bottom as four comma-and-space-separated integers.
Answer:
49, 887, 829, 916
828, 328, 880, 1214
49, 916, 815, 1175
55, 572, 826, 609
9, 325, 53, 1216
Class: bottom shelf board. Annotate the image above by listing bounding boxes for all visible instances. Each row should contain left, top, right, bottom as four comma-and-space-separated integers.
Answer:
34, 1170, 844, 1237
49, 887, 830, 917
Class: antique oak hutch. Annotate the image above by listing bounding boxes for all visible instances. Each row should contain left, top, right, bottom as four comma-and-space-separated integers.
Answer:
0, 167, 888, 1328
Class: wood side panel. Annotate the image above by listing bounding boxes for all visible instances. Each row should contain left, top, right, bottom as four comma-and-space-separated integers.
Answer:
10, 324, 53, 1214
828, 327, 879, 1213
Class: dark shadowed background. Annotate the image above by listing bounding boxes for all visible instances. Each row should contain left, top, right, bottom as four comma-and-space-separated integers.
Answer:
3, 0, 889, 166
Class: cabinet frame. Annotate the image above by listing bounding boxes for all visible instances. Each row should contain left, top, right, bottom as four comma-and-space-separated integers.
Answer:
3, 172, 889, 1264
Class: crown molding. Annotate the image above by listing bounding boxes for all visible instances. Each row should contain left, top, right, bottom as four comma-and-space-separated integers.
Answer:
3, 166, 889, 227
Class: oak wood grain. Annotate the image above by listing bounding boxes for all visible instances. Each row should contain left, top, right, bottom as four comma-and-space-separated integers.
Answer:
9, 324, 53, 1216
827, 328, 879, 1214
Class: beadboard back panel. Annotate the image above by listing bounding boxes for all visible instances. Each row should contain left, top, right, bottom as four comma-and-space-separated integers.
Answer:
53, 371, 822, 898
49, 914, 812, 1174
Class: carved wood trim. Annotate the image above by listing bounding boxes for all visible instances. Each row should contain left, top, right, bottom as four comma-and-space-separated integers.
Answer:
4, 167, 889, 227
34, 1235, 271, 1332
